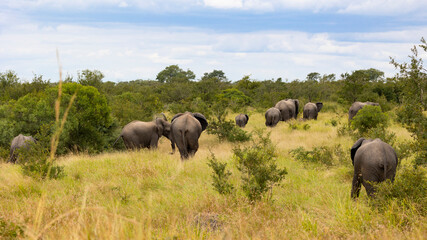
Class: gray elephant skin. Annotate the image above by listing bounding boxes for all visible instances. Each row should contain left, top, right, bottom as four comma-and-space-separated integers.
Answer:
303, 102, 323, 120
235, 114, 249, 128
350, 138, 398, 198
115, 116, 174, 152
275, 99, 300, 121
348, 101, 380, 121
170, 112, 208, 159
9, 134, 36, 163
265, 107, 281, 127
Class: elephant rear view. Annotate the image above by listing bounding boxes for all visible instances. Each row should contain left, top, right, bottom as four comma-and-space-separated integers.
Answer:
265, 107, 280, 127
235, 114, 249, 128
171, 112, 208, 160
275, 99, 300, 121
303, 102, 323, 120
350, 138, 398, 198
9, 134, 36, 163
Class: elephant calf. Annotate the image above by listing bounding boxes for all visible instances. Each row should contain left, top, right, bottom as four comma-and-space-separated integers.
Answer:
115, 116, 174, 152
303, 102, 323, 120
350, 138, 398, 198
9, 134, 36, 163
170, 112, 208, 160
235, 114, 249, 128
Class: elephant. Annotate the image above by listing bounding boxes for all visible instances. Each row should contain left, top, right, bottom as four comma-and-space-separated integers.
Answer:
274, 99, 300, 121
350, 138, 398, 198
170, 112, 208, 160
265, 107, 281, 127
9, 134, 36, 163
303, 102, 323, 120
114, 114, 174, 152
348, 101, 380, 121
235, 114, 249, 128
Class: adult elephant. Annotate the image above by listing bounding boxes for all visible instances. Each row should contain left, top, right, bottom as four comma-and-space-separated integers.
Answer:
265, 107, 281, 127
350, 138, 398, 198
235, 114, 249, 128
114, 114, 174, 152
275, 99, 300, 121
303, 102, 323, 120
170, 112, 208, 160
348, 101, 380, 121
9, 134, 36, 163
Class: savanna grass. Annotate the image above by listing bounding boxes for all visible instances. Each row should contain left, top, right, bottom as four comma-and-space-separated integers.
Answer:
0, 109, 425, 239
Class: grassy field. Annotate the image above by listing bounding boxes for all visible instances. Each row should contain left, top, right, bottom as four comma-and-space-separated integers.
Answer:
0, 110, 425, 239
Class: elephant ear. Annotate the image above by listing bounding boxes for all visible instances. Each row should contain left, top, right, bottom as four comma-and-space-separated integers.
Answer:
155, 118, 165, 136
351, 138, 365, 165
171, 113, 184, 123
316, 102, 323, 112
192, 112, 208, 131
293, 99, 300, 118
244, 114, 249, 124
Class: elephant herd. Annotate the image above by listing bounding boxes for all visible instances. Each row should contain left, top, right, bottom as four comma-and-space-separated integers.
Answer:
5, 100, 398, 198
263, 99, 323, 127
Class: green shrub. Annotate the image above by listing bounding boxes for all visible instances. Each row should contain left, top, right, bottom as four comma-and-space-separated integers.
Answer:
351, 105, 388, 134
288, 122, 310, 131
290, 146, 334, 167
207, 120, 251, 142
373, 167, 427, 216
17, 136, 64, 180
233, 129, 287, 202
207, 153, 234, 195
0, 217, 24, 239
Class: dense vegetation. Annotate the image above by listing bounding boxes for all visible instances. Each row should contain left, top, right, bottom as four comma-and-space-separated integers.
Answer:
0, 39, 425, 238
0, 64, 408, 157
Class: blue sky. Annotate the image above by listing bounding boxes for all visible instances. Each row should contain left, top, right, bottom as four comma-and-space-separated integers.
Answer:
1, 0, 426, 82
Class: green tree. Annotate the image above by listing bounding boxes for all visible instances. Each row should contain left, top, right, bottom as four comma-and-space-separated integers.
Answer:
156, 65, 195, 83
391, 37, 427, 166
78, 69, 104, 90
339, 69, 384, 103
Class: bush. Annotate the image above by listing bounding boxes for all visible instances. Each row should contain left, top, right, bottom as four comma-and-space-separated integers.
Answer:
288, 122, 310, 131
207, 153, 234, 195
0, 217, 24, 239
233, 129, 287, 202
351, 105, 388, 134
373, 167, 427, 216
17, 125, 64, 179
290, 146, 334, 167
207, 120, 251, 142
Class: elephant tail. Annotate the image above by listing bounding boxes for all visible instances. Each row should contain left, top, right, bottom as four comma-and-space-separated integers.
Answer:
181, 129, 189, 158
113, 134, 122, 147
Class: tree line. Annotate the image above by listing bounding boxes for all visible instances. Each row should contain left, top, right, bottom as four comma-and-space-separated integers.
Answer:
0, 40, 425, 158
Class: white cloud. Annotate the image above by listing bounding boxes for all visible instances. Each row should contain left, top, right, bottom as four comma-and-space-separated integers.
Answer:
204, 0, 242, 9
0, 20, 425, 82
2, 0, 427, 15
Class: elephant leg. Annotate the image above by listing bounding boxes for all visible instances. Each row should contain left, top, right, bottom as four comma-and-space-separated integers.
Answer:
362, 175, 379, 198
351, 173, 362, 199
188, 142, 199, 158
179, 148, 189, 159
149, 135, 159, 149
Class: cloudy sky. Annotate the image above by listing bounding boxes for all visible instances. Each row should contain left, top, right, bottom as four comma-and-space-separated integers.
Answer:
0, 0, 426, 82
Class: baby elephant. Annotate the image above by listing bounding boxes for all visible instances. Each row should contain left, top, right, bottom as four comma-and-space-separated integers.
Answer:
9, 134, 37, 163
303, 102, 323, 120
235, 114, 249, 128
350, 138, 398, 198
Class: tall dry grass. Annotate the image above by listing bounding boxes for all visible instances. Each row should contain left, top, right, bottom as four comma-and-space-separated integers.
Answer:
0, 106, 424, 239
